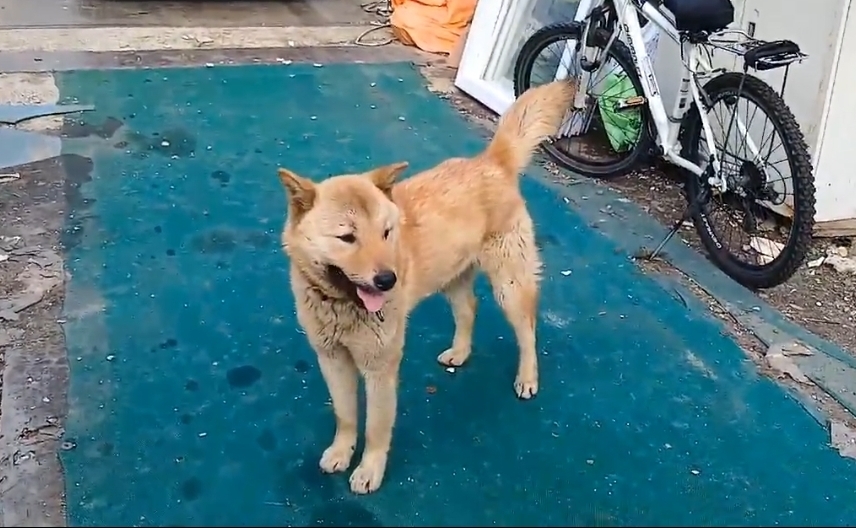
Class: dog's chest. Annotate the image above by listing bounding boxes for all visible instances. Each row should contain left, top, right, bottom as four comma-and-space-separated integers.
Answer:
295, 290, 399, 352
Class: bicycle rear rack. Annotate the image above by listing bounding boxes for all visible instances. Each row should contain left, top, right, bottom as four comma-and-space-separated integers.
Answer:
706, 30, 807, 96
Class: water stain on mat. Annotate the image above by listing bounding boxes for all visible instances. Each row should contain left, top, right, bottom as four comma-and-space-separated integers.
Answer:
310, 500, 383, 527
211, 170, 231, 187
155, 338, 178, 351
97, 442, 114, 457
181, 477, 203, 501
257, 428, 277, 452
59, 154, 95, 251
226, 365, 261, 388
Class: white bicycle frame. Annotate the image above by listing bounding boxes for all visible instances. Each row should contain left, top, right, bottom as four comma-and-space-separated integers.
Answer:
573, 0, 765, 192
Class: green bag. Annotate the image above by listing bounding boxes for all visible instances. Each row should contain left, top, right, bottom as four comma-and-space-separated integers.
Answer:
596, 72, 642, 152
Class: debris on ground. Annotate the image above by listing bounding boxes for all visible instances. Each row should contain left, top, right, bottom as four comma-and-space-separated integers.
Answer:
807, 245, 856, 274
830, 421, 856, 460
0, 234, 63, 321
0, 172, 21, 183
764, 341, 814, 384
0, 327, 24, 348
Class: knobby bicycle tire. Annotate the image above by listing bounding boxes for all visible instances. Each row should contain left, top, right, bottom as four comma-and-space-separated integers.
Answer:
680, 72, 816, 289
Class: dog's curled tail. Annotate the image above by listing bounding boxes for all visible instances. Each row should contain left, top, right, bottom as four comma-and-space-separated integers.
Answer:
483, 80, 576, 177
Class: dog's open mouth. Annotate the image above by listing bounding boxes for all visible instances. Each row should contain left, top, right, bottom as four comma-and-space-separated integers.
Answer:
325, 265, 386, 313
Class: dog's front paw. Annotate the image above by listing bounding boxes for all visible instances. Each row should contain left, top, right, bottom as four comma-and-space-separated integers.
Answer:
319, 442, 355, 473
514, 375, 539, 399
437, 346, 471, 367
349, 453, 388, 494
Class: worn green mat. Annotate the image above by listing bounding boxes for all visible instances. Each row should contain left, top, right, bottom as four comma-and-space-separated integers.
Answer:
56, 62, 856, 527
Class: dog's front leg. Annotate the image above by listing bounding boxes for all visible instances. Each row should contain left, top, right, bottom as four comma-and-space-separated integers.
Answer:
349, 346, 403, 494
316, 349, 359, 474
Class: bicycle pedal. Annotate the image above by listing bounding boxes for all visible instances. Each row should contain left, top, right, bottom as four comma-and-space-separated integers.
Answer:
613, 96, 646, 112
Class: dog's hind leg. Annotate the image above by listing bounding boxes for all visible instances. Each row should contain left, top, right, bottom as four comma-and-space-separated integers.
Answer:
480, 217, 542, 399
316, 349, 360, 474
437, 267, 477, 367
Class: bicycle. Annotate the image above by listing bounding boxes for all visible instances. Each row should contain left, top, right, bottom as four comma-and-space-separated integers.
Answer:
513, 0, 816, 289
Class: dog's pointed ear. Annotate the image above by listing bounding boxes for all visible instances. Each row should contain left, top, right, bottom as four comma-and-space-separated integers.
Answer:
367, 162, 408, 197
278, 168, 316, 218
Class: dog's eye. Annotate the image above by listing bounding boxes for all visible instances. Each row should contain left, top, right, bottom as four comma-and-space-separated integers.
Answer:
383, 228, 391, 240
337, 234, 357, 244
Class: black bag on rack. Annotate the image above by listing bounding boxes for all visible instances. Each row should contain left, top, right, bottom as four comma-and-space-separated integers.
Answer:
661, 0, 736, 33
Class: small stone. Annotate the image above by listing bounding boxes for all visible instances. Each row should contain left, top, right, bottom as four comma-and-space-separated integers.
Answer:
445, 367, 455, 374
106, 354, 115, 361
690, 469, 700, 475
807, 256, 825, 268
161, 140, 170, 147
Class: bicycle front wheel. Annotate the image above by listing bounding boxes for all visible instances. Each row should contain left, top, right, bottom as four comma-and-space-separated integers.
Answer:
513, 22, 652, 179
679, 72, 816, 289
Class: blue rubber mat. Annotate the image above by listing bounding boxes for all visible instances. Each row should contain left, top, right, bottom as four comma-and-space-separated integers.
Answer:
56, 62, 856, 527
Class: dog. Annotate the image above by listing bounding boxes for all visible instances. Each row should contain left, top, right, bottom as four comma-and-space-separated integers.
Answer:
277, 80, 575, 494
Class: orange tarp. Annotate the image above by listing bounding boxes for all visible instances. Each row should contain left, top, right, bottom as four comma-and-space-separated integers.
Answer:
390, 0, 477, 55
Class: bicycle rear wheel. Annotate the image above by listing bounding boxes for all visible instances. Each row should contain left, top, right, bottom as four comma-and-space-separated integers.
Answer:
679, 72, 816, 289
513, 22, 652, 179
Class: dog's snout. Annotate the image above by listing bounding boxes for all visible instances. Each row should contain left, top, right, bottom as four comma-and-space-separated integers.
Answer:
372, 269, 397, 291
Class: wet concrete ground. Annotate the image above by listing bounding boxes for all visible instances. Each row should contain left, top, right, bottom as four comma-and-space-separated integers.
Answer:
0, 0, 375, 29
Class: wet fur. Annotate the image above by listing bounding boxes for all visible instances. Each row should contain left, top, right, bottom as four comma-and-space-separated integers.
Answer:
277, 81, 576, 494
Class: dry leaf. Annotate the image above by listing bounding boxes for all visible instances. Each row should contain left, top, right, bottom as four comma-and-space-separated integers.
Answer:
765, 341, 813, 384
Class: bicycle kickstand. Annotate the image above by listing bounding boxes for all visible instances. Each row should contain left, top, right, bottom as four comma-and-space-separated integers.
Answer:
647, 187, 709, 260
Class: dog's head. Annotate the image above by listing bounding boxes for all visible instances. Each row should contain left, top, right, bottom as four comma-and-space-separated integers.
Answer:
277, 162, 409, 313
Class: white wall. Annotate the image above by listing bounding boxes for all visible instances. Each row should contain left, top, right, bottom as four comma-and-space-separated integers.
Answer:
814, 0, 856, 223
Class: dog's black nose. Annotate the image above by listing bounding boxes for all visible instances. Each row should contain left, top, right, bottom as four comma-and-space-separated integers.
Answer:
372, 270, 397, 291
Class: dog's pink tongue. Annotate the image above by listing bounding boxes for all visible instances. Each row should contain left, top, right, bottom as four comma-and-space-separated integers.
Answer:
357, 288, 385, 313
